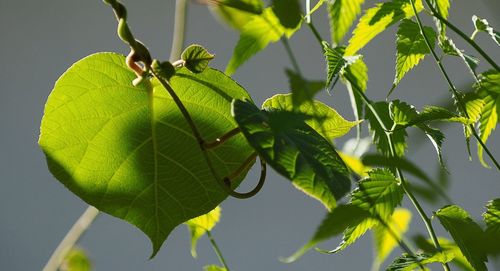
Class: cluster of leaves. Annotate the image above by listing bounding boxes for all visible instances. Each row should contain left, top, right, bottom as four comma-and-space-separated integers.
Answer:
39, 0, 500, 270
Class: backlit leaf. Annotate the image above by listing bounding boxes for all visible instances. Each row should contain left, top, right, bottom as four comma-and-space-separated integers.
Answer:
61, 247, 92, 271
272, 0, 302, 29
428, 0, 451, 36
209, 0, 265, 31
181, 44, 215, 73
323, 42, 360, 88
386, 251, 454, 271
262, 94, 361, 140
217, 0, 263, 14
284, 69, 324, 107
439, 37, 480, 82
483, 198, 500, 254
327, 0, 365, 44
39, 53, 253, 257
373, 208, 412, 264
232, 99, 351, 210
186, 206, 221, 258
204, 265, 227, 271
473, 15, 500, 46
415, 236, 475, 271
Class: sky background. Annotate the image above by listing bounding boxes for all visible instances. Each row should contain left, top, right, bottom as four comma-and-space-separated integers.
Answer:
1, 0, 499, 270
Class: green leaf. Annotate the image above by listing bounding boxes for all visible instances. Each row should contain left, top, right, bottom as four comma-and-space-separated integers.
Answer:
390, 100, 418, 126
435, 205, 488, 271
483, 198, 500, 254
323, 42, 360, 88
393, 19, 437, 91
345, 0, 424, 56
327, 0, 365, 44
415, 236, 475, 271
272, 0, 302, 29
262, 93, 361, 140
386, 251, 455, 271
409, 106, 468, 125
475, 70, 500, 167
39, 53, 254, 257
373, 208, 412, 264
209, 0, 265, 31
330, 169, 404, 253
473, 15, 500, 46
204, 265, 227, 271
226, 8, 297, 75
366, 102, 408, 157
186, 206, 221, 258
428, 0, 451, 36
282, 204, 370, 263
418, 124, 447, 168
341, 58, 369, 133
439, 37, 480, 82
181, 44, 215, 73
232, 99, 351, 210
61, 247, 92, 271
284, 69, 324, 107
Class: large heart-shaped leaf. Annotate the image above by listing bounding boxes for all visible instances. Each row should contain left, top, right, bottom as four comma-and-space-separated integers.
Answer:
231, 99, 351, 210
39, 52, 254, 257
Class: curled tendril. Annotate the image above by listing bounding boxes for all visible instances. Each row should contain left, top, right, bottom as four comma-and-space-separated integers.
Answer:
221, 154, 267, 199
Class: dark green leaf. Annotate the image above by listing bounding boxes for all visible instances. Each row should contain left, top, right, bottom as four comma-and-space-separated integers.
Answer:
282, 204, 370, 263
209, 0, 265, 31
327, 0, 365, 44
151, 60, 175, 80
181, 44, 215, 73
435, 205, 488, 271
390, 100, 418, 126
217, 0, 263, 14
39, 53, 254, 257
323, 42, 360, 89
262, 94, 360, 140
232, 99, 351, 210
284, 69, 325, 107
272, 0, 302, 29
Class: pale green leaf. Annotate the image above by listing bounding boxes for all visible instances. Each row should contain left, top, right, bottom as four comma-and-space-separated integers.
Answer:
217, 0, 263, 14
262, 94, 361, 140
327, 0, 365, 44
181, 44, 215, 73
386, 251, 455, 271
373, 208, 412, 264
345, 0, 424, 56
204, 265, 227, 271
435, 205, 488, 271
473, 15, 500, 46
393, 19, 437, 89
475, 70, 500, 167
339, 152, 371, 177
341, 58, 369, 134
284, 69, 324, 107
439, 37, 480, 82
39, 53, 253, 257
186, 206, 221, 258
226, 8, 297, 75
415, 236, 475, 271
232, 99, 351, 210
282, 204, 370, 263
209, 0, 265, 31
330, 169, 404, 253
428, 0, 451, 36
61, 247, 92, 271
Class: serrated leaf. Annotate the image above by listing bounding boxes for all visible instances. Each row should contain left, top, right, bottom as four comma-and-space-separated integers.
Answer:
323, 42, 360, 88
341, 58, 369, 134
393, 19, 437, 90
473, 15, 500, 46
272, 0, 302, 29
386, 251, 455, 271
327, 0, 365, 44
409, 106, 469, 125
439, 37, 480, 82
435, 205, 488, 271
39, 53, 254, 257
345, 0, 424, 56
282, 204, 370, 263
373, 208, 412, 264
330, 169, 404, 253
366, 102, 408, 157
415, 236, 475, 271
61, 247, 92, 271
204, 265, 227, 271
226, 8, 297, 75
186, 206, 221, 258
284, 69, 324, 107
209, 0, 265, 31
262, 94, 361, 140
484, 198, 500, 254
418, 124, 447, 168
390, 100, 418, 126
428, 0, 451, 36
232, 99, 351, 210
475, 70, 500, 167
181, 44, 215, 73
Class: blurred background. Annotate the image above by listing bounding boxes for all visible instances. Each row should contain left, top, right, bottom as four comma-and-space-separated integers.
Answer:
1, 0, 499, 270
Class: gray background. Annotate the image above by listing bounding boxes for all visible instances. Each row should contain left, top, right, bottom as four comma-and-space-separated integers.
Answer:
1, 0, 499, 270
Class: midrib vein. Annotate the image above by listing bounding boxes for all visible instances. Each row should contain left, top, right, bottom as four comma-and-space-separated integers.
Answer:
149, 88, 161, 241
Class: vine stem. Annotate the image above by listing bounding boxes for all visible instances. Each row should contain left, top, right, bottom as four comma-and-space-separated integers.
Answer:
410, 0, 500, 171
206, 231, 231, 271
170, 0, 188, 61
423, 0, 500, 72
42, 206, 100, 271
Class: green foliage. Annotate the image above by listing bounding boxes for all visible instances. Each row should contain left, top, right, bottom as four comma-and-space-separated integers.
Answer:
428, 0, 451, 36
284, 69, 324, 107
209, 0, 265, 30
217, 0, 263, 14
39, 53, 254, 257
439, 36, 480, 82
204, 265, 227, 271
327, 0, 365, 44
373, 208, 412, 265
345, 0, 424, 56
323, 42, 360, 88
483, 198, 500, 254
232, 99, 351, 209
386, 251, 454, 271
271, 0, 302, 29
473, 15, 500, 46
435, 205, 488, 271
186, 206, 221, 258
262, 94, 360, 140
393, 19, 436, 92
181, 44, 215, 73
415, 236, 475, 271
61, 248, 92, 271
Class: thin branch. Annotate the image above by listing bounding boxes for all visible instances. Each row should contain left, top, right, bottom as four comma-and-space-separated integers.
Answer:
206, 231, 231, 270
170, 0, 188, 61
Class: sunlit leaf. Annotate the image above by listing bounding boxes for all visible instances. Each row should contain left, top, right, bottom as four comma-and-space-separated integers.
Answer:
209, 0, 265, 31
435, 205, 487, 271
386, 251, 454, 271
39, 53, 253, 257
339, 152, 370, 177
61, 247, 92, 271
284, 69, 324, 107
390, 100, 418, 126
327, 0, 365, 44
415, 236, 475, 271
262, 94, 361, 140
232, 99, 351, 210
373, 208, 412, 264
341, 58, 369, 133
323, 43, 360, 89
186, 206, 221, 258
473, 15, 500, 46
483, 198, 500, 254
217, 0, 263, 14
181, 44, 215, 73
428, 0, 451, 36
204, 265, 227, 271
439, 37, 480, 82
